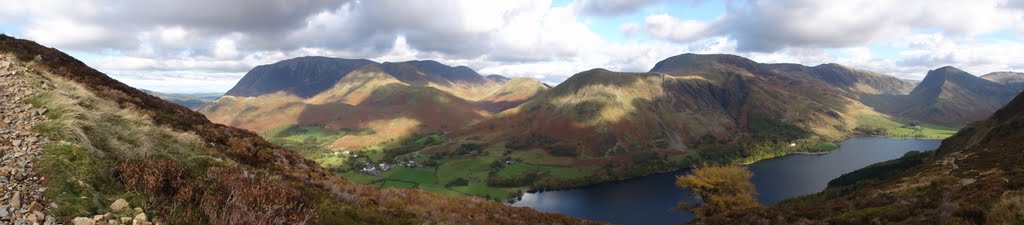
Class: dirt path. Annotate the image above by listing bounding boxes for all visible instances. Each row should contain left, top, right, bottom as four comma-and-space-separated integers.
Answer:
1, 55, 56, 225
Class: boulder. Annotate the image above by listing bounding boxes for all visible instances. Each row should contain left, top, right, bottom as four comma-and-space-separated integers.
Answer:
109, 199, 129, 211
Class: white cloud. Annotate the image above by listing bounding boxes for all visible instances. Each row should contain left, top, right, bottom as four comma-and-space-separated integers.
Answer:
701, 0, 1024, 52
619, 23, 640, 37
4, 0, 1024, 93
644, 14, 709, 42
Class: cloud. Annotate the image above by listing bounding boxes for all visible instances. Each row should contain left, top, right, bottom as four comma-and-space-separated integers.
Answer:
644, 14, 709, 42
5, 0, 1023, 93
647, 0, 1024, 52
573, 0, 667, 16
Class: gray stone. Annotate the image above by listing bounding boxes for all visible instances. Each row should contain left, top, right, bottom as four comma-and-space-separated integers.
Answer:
109, 199, 129, 211
11, 139, 21, 147
9, 191, 19, 210
44, 216, 55, 225
72, 217, 95, 225
0, 204, 9, 219
133, 212, 147, 222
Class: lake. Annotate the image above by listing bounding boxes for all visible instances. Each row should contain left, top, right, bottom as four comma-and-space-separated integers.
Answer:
510, 137, 943, 225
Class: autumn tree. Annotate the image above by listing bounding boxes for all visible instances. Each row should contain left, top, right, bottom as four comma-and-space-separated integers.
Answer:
675, 165, 761, 218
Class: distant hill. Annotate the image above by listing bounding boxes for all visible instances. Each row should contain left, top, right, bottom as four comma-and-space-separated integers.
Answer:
224, 56, 375, 98
486, 74, 512, 83
765, 63, 915, 95
203, 57, 546, 151
982, 71, 1024, 92
477, 77, 550, 112
141, 89, 220, 109
897, 66, 1018, 125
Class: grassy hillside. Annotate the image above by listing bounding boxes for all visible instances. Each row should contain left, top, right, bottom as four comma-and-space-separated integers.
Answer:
1, 34, 600, 225
477, 77, 550, 112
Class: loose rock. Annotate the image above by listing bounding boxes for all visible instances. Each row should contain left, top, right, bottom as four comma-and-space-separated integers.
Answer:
109, 199, 129, 211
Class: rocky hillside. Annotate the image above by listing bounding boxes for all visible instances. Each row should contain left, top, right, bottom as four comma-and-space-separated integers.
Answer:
694, 90, 1024, 224
0, 34, 599, 225
898, 66, 1018, 125
982, 71, 1024, 92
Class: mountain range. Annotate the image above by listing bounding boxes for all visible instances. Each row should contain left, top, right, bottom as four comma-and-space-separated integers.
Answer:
194, 52, 1024, 199
201, 57, 548, 151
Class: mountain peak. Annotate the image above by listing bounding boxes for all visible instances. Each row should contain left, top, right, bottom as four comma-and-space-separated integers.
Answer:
650, 53, 758, 72
224, 56, 377, 98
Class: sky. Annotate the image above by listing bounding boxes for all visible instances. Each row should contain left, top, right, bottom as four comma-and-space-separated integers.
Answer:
1, 0, 1023, 93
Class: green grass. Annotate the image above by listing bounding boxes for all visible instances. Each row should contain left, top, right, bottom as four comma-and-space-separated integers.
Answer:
265, 125, 374, 145
382, 167, 437, 184
857, 115, 959, 139
436, 158, 493, 184
416, 184, 466, 197
495, 163, 589, 179
38, 143, 146, 217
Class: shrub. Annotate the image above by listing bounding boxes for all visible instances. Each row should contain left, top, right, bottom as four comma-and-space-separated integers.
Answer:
201, 168, 317, 225
676, 165, 761, 218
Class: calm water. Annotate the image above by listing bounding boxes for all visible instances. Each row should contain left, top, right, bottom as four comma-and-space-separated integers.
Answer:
510, 137, 942, 225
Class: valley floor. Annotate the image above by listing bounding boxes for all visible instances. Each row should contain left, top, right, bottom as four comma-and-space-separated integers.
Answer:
271, 121, 959, 201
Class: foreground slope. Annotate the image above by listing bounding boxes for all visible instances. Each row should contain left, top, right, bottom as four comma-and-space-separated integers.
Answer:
695, 92, 1024, 224
0, 35, 598, 225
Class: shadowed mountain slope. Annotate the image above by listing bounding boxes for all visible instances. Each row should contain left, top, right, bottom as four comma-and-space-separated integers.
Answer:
224, 56, 375, 98
898, 66, 1018, 125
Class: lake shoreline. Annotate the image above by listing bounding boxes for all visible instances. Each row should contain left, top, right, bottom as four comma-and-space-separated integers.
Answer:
507, 135, 947, 204
508, 137, 945, 225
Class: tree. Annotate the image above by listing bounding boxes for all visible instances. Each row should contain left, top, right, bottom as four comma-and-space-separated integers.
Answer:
675, 165, 761, 218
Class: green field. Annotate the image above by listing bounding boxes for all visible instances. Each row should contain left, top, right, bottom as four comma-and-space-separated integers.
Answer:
382, 167, 436, 184
856, 115, 959, 139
